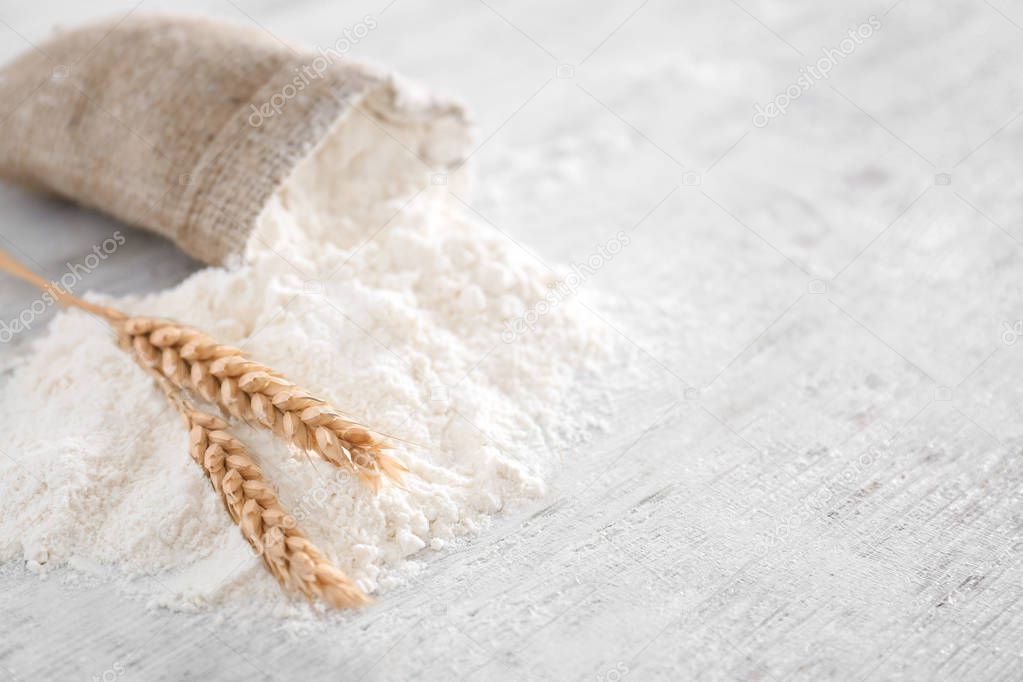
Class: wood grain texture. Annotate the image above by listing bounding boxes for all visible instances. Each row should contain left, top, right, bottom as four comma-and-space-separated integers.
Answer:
3, 0, 1023, 680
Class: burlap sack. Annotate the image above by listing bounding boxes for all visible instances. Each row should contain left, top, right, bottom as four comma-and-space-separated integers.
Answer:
0, 14, 470, 265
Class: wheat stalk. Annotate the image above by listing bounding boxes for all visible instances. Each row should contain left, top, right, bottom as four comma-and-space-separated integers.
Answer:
0, 247, 406, 490
148, 369, 369, 609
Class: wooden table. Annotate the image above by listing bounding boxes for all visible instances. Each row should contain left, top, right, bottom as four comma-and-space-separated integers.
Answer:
2, 1, 1023, 679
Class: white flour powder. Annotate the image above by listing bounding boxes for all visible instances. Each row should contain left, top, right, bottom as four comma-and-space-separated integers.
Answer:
0, 108, 612, 614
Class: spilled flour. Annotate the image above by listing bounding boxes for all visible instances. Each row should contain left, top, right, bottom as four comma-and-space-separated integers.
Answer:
0, 107, 613, 615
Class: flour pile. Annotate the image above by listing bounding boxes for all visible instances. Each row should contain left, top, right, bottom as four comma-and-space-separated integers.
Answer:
0, 108, 612, 614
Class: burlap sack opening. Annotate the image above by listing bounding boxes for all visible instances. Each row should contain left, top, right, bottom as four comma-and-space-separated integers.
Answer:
0, 14, 471, 265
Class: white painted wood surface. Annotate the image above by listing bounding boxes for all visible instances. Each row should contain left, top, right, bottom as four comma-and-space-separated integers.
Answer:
3, 0, 1023, 679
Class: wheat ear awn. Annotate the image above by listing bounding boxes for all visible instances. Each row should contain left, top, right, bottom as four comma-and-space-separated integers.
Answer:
0, 247, 407, 490
150, 369, 370, 609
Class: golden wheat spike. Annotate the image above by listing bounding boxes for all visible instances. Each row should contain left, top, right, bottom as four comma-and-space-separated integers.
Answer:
0, 247, 405, 489
153, 370, 369, 609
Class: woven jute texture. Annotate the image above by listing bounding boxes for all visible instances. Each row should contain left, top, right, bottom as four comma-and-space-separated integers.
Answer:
0, 15, 469, 265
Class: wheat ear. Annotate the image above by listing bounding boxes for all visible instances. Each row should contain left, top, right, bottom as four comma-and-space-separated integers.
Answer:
0, 247, 406, 490
113, 315, 407, 490
148, 370, 369, 609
